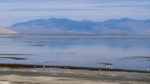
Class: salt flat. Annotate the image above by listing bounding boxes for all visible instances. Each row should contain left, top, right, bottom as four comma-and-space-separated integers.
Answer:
0, 69, 149, 84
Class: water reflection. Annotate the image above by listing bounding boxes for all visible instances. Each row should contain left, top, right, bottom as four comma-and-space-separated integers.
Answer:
0, 34, 150, 71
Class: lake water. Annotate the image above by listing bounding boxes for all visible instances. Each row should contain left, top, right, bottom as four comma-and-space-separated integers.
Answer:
0, 34, 150, 71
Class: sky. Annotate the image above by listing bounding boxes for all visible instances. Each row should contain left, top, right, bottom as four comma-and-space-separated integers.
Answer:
0, 0, 150, 27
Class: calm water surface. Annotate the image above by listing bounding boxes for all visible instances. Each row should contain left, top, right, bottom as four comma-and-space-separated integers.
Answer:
0, 34, 150, 71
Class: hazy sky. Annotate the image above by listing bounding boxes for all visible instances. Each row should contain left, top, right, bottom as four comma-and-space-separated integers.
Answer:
0, 0, 150, 27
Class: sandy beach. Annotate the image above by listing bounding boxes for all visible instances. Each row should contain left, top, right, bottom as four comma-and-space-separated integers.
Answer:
0, 69, 149, 84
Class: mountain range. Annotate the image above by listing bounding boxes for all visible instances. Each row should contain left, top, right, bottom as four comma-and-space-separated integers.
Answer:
8, 18, 150, 34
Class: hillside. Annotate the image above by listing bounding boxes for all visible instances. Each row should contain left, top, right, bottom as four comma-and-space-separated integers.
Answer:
8, 18, 150, 34
0, 27, 18, 34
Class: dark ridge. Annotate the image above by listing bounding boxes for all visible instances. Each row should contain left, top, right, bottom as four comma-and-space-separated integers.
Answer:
122, 56, 150, 61
0, 57, 27, 60
99, 62, 113, 65
31, 45, 44, 46
123, 56, 150, 59
0, 64, 150, 73
0, 54, 32, 56
133, 56, 150, 59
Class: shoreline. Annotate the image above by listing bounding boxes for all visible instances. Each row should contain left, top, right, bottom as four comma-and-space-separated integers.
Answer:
0, 69, 150, 84
0, 63, 150, 74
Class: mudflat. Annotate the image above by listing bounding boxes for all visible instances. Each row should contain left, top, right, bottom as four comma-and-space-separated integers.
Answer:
0, 69, 150, 84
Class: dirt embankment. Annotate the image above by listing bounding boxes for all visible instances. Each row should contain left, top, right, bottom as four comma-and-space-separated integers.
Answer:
0, 27, 18, 34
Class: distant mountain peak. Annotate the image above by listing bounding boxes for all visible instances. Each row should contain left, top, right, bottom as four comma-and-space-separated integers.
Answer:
119, 18, 134, 21
8, 18, 150, 34
49, 18, 70, 21
105, 18, 134, 23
